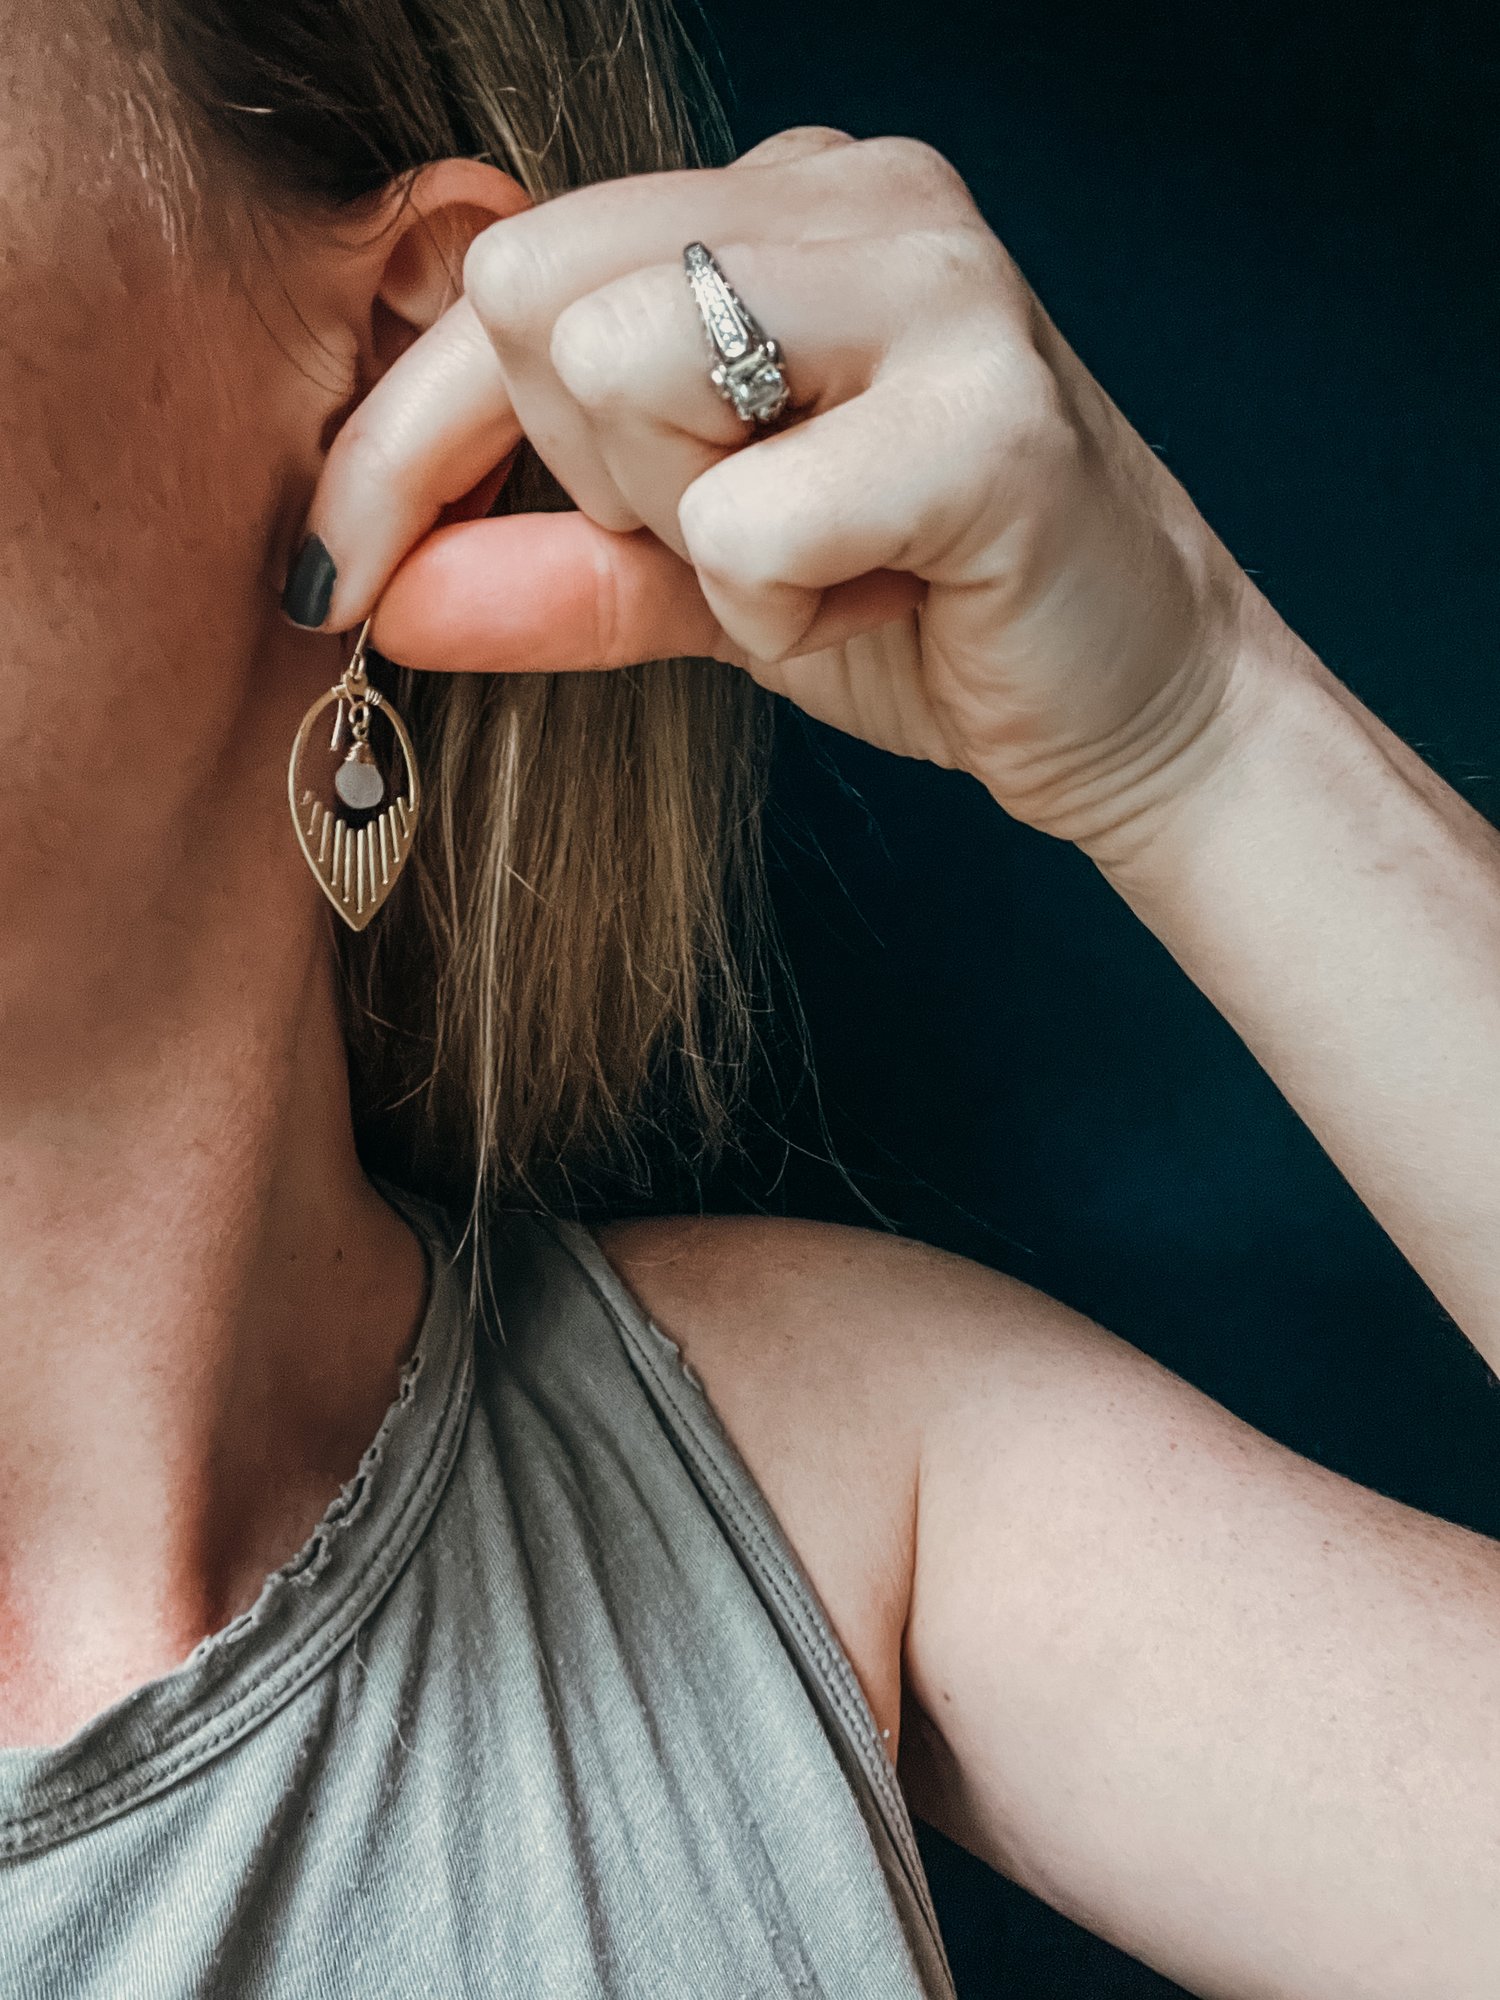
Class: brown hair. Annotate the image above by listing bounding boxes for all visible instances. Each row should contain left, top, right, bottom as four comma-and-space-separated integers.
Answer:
113, 0, 783, 1234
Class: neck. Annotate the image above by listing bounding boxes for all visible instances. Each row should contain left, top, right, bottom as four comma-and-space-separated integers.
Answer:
0, 686, 428, 1748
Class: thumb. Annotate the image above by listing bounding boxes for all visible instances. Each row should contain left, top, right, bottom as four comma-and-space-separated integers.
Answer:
370, 510, 929, 676
369, 512, 736, 674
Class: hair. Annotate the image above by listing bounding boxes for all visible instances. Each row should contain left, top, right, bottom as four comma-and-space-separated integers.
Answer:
110, 0, 788, 1240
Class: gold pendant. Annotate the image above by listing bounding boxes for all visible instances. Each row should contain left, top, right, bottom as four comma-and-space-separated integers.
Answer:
287, 618, 421, 933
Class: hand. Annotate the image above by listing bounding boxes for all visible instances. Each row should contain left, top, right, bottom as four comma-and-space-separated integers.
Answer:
295, 126, 1262, 852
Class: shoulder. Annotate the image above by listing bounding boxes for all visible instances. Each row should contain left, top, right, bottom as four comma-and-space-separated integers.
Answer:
591, 1209, 1036, 1371
588, 1210, 1051, 1747
590, 1211, 1010, 1452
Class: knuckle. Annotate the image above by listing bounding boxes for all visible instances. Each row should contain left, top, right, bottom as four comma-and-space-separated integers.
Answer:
463, 219, 549, 336
677, 477, 736, 577
856, 134, 966, 207
997, 366, 1084, 496
548, 294, 624, 408
994, 329, 1077, 447
781, 121, 857, 149
741, 123, 857, 163
679, 472, 766, 586
914, 341, 1077, 487
549, 290, 635, 409
898, 222, 1009, 298
460, 225, 506, 316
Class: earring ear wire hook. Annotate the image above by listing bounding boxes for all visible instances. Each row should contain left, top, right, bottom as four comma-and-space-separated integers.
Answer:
348, 616, 374, 674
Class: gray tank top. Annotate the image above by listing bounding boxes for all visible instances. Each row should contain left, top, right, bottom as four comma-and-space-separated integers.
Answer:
0, 1189, 956, 1998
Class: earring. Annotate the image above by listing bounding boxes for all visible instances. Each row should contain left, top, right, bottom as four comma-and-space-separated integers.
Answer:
287, 617, 421, 932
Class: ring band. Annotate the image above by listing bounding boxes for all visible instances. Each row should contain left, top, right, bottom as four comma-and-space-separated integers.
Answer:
683, 242, 792, 427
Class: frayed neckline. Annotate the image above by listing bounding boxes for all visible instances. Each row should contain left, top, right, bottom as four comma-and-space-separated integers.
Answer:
0, 1184, 476, 1857
182, 1331, 431, 1669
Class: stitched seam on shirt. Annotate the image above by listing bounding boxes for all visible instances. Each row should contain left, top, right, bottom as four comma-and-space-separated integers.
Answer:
550, 1223, 926, 1867
0, 1324, 476, 1856
621, 1307, 948, 1958
543, 1217, 953, 1987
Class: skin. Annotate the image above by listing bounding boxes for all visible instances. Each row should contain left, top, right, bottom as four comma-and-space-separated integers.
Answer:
0, 22, 512, 1738
1, 18, 1495, 1995
308, 128, 1500, 1994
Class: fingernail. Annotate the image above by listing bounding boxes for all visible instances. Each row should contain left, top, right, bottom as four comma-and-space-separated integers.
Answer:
281, 534, 337, 629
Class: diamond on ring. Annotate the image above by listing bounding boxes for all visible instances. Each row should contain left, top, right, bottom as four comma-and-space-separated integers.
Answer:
683, 242, 792, 427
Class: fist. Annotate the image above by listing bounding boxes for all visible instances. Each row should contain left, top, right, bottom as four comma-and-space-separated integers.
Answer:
293, 128, 1259, 852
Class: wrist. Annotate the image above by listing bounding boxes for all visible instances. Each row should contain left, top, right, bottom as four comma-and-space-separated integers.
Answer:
1066, 582, 1324, 887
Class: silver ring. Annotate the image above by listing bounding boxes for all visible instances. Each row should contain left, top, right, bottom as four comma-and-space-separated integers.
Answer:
683, 242, 792, 428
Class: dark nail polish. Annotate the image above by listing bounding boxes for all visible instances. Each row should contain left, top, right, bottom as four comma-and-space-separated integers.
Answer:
281, 535, 337, 629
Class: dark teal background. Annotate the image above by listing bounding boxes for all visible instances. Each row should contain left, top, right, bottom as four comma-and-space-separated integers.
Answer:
677, 2, 1500, 1991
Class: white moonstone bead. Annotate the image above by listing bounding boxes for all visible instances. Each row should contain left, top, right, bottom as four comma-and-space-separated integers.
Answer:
334, 759, 386, 810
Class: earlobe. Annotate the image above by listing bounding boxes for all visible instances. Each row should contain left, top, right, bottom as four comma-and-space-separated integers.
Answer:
373, 159, 533, 357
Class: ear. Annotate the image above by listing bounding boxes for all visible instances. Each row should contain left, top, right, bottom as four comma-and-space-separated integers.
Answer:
268, 160, 531, 592
368, 159, 534, 375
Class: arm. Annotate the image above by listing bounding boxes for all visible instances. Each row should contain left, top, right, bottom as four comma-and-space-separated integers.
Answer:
1081, 587, 1500, 1373
896, 584, 1500, 1993
893, 592, 1500, 1997
598, 1210, 1500, 2000
897, 1240, 1500, 2000
592, 637, 1500, 1995
294, 129, 1500, 1993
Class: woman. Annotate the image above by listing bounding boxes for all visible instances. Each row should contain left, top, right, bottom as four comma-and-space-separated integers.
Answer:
0, 0, 1494, 1995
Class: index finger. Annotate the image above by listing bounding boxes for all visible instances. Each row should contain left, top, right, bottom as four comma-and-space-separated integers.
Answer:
283, 138, 901, 633
280, 297, 521, 632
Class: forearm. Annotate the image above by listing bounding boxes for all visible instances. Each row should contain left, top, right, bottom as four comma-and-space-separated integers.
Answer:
1086, 589, 1500, 1374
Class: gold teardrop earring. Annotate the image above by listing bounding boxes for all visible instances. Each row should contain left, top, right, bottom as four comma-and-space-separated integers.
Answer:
287, 617, 422, 932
